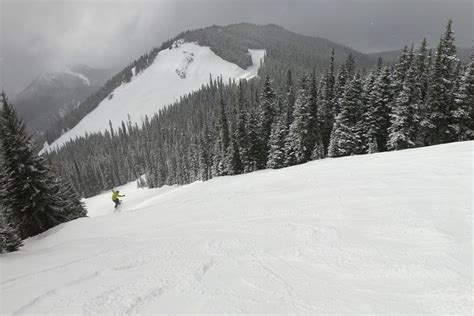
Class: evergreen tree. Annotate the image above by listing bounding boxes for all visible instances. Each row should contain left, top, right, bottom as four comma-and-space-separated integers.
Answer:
0, 92, 86, 239
245, 107, 264, 171
267, 117, 288, 169
0, 212, 22, 253
309, 70, 324, 159
259, 75, 277, 163
391, 45, 412, 97
422, 20, 459, 144
319, 49, 336, 155
235, 82, 249, 167
365, 66, 393, 151
218, 94, 230, 152
345, 54, 356, 78
387, 64, 422, 150
285, 69, 296, 128
285, 73, 314, 164
415, 38, 430, 101
225, 128, 243, 175
452, 54, 474, 140
327, 74, 364, 157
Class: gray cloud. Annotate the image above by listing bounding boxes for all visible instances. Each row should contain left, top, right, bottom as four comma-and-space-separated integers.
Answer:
1, 0, 472, 95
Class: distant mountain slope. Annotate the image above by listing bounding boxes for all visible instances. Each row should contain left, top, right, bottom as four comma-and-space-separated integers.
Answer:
12, 65, 115, 133
42, 23, 379, 146
369, 46, 473, 63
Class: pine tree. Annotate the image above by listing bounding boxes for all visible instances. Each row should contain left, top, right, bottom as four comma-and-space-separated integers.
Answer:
327, 74, 364, 157
285, 73, 314, 165
267, 117, 287, 169
345, 54, 356, 79
235, 82, 249, 167
245, 107, 264, 171
218, 94, 230, 152
333, 63, 349, 116
0, 212, 22, 253
319, 50, 336, 155
387, 64, 422, 150
422, 20, 459, 144
285, 69, 296, 128
0, 92, 86, 239
224, 127, 243, 175
391, 45, 412, 97
259, 75, 277, 164
452, 54, 474, 140
365, 66, 393, 151
415, 38, 430, 101
309, 70, 324, 159
0, 143, 22, 253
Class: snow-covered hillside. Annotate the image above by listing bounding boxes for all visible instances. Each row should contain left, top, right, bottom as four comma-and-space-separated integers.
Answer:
42, 42, 265, 153
1, 142, 472, 314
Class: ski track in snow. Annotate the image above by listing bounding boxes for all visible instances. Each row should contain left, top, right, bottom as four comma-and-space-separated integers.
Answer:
1, 142, 473, 314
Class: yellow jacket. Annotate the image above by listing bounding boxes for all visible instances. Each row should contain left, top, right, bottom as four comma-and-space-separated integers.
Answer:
112, 190, 123, 201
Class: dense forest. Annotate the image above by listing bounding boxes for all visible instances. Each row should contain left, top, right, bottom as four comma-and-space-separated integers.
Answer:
44, 21, 473, 198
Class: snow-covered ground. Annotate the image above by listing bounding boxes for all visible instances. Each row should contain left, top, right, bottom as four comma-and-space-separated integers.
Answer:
1, 142, 472, 314
41, 42, 265, 153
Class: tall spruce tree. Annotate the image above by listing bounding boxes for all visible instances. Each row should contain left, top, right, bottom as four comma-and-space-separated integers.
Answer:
415, 38, 430, 101
245, 107, 264, 171
452, 54, 474, 140
259, 75, 277, 164
365, 66, 393, 151
327, 73, 364, 157
285, 73, 315, 164
285, 69, 296, 128
0, 92, 86, 239
0, 211, 22, 253
319, 49, 336, 155
267, 117, 288, 169
235, 82, 249, 167
387, 63, 422, 150
422, 20, 459, 144
309, 70, 325, 159
0, 140, 22, 253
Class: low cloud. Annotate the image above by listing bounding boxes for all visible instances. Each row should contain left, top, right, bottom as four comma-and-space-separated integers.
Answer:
1, 0, 471, 95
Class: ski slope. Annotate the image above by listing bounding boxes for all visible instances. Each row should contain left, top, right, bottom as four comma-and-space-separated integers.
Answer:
1, 142, 472, 314
41, 41, 265, 153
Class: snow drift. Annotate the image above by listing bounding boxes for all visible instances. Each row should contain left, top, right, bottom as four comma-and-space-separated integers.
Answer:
41, 41, 265, 153
1, 141, 472, 314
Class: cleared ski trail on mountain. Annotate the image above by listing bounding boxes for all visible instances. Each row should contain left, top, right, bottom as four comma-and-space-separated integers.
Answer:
1, 142, 472, 314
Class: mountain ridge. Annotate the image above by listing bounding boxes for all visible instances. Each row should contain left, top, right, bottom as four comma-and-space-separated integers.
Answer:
12, 65, 116, 133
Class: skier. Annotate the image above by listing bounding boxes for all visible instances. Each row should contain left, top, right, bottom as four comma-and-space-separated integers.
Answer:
111, 189, 125, 209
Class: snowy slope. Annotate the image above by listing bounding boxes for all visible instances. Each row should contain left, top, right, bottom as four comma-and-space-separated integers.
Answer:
42, 42, 265, 153
1, 142, 472, 314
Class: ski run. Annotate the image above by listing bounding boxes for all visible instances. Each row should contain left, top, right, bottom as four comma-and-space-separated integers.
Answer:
1, 141, 472, 314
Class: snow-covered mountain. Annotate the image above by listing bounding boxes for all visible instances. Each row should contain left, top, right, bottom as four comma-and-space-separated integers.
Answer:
12, 65, 115, 133
2, 141, 472, 314
41, 41, 265, 153
41, 23, 378, 153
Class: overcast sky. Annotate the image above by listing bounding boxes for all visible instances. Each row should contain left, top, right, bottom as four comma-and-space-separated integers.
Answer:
1, 0, 472, 95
